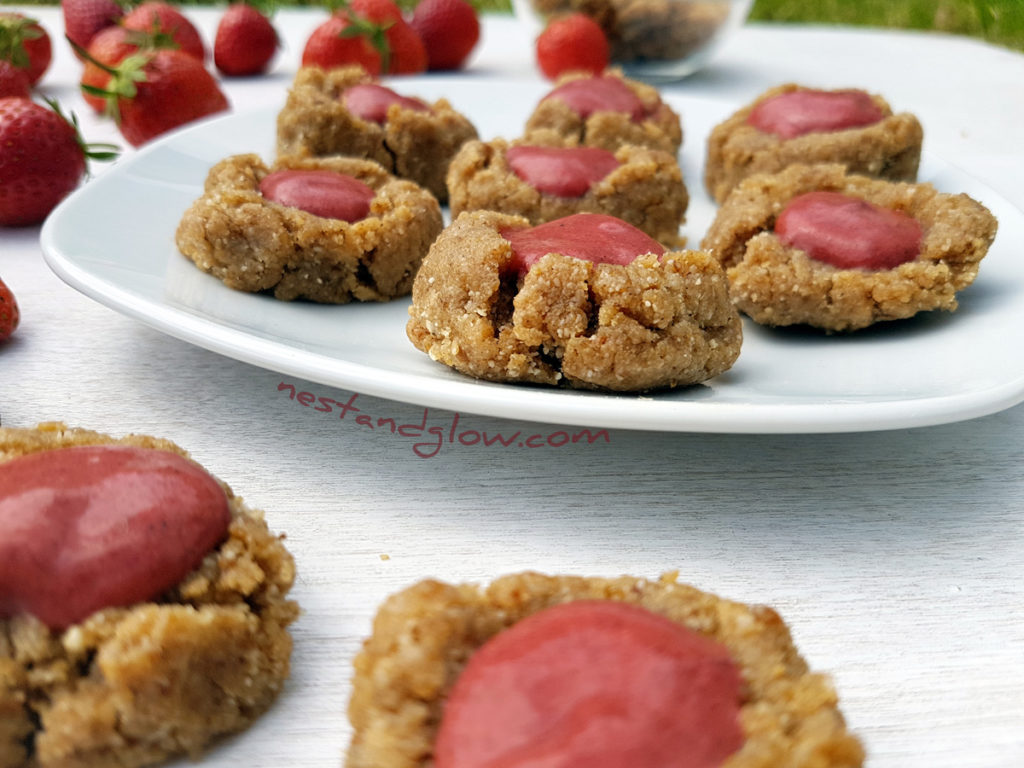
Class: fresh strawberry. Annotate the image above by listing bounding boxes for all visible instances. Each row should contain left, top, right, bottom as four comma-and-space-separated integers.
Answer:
349, 0, 426, 74
214, 3, 278, 77
122, 2, 206, 61
410, 0, 479, 71
0, 277, 18, 342
0, 60, 30, 99
535, 12, 609, 80
301, 12, 384, 76
87, 49, 228, 146
0, 12, 53, 86
80, 26, 150, 112
0, 97, 117, 227
62, 0, 124, 56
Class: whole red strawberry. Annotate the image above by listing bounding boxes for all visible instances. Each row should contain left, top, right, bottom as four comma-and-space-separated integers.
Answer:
62, 0, 124, 56
0, 97, 116, 226
536, 13, 609, 80
80, 26, 151, 113
214, 4, 278, 77
0, 277, 18, 341
410, 0, 479, 71
301, 13, 384, 76
349, 0, 427, 75
91, 49, 229, 146
122, 2, 206, 61
0, 60, 30, 99
0, 12, 53, 86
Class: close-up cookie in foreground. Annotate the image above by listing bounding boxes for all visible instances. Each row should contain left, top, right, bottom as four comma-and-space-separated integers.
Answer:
701, 164, 999, 332
705, 83, 923, 204
175, 153, 442, 303
0, 423, 299, 768
344, 571, 865, 768
406, 211, 742, 392
276, 66, 478, 202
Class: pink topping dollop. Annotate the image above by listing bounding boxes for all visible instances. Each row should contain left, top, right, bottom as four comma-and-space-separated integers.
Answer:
0, 445, 231, 629
434, 600, 745, 768
500, 213, 665, 275
506, 145, 621, 198
775, 190, 923, 270
342, 83, 430, 124
747, 89, 885, 139
260, 169, 376, 222
541, 76, 647, 122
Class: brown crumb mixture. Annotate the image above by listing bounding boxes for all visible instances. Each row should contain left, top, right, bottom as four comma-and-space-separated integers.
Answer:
276, 66, 478, 203
705, 83, 923, 204
523, 69, 683, 155
407, 210, 742, 392
447, 137, 689, 247
701, 164, 999, 332
0, 423, 299, 768
175, 153, 442, 303
344, 571, 865, 768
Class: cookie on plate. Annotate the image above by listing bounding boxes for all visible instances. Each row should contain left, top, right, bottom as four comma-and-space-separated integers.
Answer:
276, 66, 478, 202
176, 153, 442, 303
407, 210, 741, 392
705, 83, 923, 204
0, 422, 299, 768
345, 571, 865, 768
701, 163, 998, 332
447, 137, 688, 246
523, 69, 683, 155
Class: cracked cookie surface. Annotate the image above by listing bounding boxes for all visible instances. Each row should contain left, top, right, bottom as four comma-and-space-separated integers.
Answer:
705, 83, 923, 204
406, 210, 742, 392
176, 153, 442, 303
276, 66, 478, 203
701, 164, 998, 332
447, 138, 688, 247
0, 423, 298, 768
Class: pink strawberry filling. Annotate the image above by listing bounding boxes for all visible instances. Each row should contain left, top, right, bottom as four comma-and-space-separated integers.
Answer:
506, 145, 620, 198
747, 89, 884, 139
541, 75, 647, 122
775, 190, 923, 270
500, 213, 665, 275
0, 445, 231, 629
434, 600, 745, 768
342, 83, 430, 124
260, 168, 375, 222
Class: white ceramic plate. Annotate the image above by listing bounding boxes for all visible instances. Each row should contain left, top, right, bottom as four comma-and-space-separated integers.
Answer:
41, 78, 1024, 433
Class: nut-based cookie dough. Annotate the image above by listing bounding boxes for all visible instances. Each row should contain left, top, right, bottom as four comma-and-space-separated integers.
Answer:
276, 66, 478, 202
345, 571, 865, 768
705, 83, 923, 204
447, 137, 688, 246
702, 164, 998, 332
523, 70, 682, 155
0, 423, 299, 768
407, 210, 742, 392
176, 153, 442, 303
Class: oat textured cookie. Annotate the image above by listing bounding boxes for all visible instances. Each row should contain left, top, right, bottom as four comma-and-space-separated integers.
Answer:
523, 70, 682, 155
447, 137, 689, 246
176, 153, 442, 303
407, 210, 742, 392
344, 571, 865, 768
702, 164, 998, 332
705, 83, 923, 204
276, 66, 478, 202
0, 423, 299, 768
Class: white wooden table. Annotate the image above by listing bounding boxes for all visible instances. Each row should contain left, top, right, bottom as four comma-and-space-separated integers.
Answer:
2, 8, 1023, 767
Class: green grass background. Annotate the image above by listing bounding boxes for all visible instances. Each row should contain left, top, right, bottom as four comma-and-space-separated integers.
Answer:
9, 0, 1024, 51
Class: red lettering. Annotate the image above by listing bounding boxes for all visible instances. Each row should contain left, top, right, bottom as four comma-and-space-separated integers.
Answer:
458, 430, 480, 446
413, 426, 445, 458
547, 431, 570, 447
297, 391, 315, 406
335, 392, 361, 420
572, 429, 611, 445
399, 408, 429, 437
355, 413, 374, 428
315, 396, 335, 413
482, 430, 520, 447
525, 434, 546, 448
277, 382, 297, 399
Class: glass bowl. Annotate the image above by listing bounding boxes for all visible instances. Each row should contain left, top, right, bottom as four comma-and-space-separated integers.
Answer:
514, 0, 753, 82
